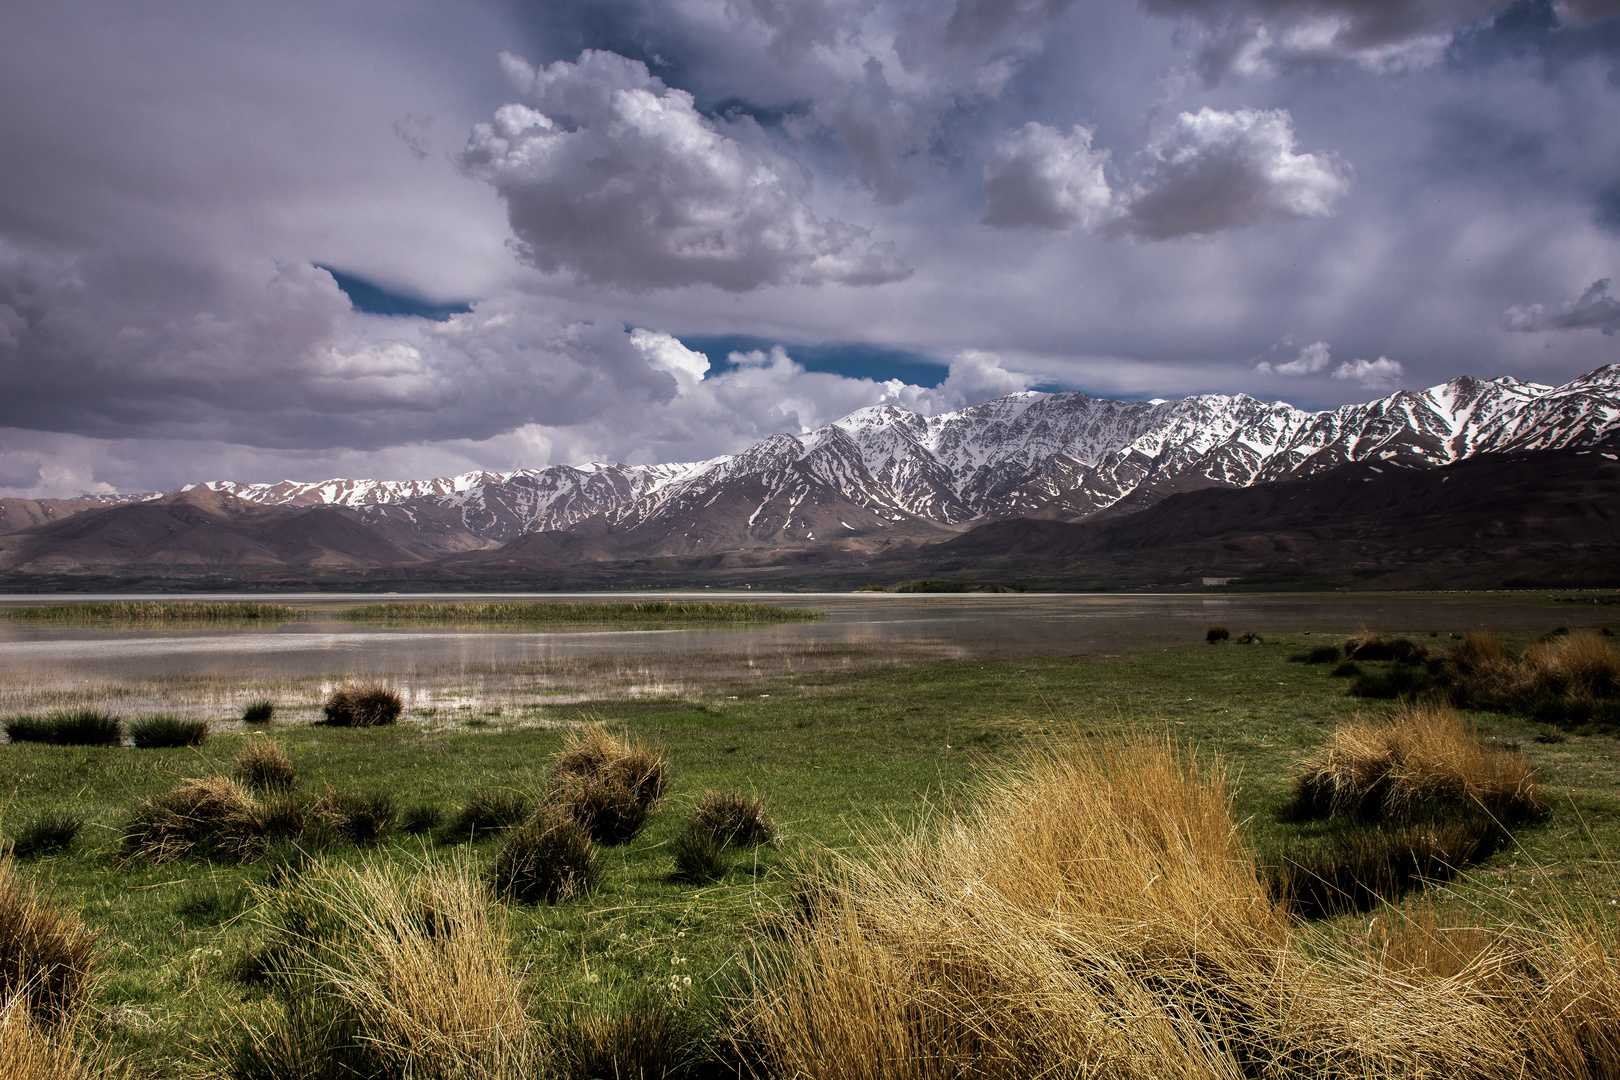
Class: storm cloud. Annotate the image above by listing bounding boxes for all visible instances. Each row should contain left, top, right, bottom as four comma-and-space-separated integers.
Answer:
0, 0, 1614, 497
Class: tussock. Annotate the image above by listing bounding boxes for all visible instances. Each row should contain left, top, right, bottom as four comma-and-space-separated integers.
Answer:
493, 808, 599, 904
240, 699, 275, 725
448, 791, 529, 841
233, 741, 295, 793
551, 724, 668, 845
307, 791, 396, 846
734, 738, 1620, 1079
123, 776, 264, 865
8, 814, 82, 860
246, 856, 538, 1076
128, 715, 209, 748
689, 792, 776, 849
3, 712, 121, 747
0, 857, 98, 1024
1290, 704, 1544, 825
0, 998, 127, 1080
319, 684, 402, 727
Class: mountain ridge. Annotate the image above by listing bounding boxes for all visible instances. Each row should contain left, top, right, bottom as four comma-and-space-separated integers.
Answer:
172, 365, 1620, 557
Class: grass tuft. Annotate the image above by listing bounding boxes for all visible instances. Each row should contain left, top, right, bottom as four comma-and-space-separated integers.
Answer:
129, 715, 209, 748
240, 699, 276, 726
550, 725, 669, 845
3, 711, 122, 747
1266, 819, 1502, 918
320, 684, 402, 728
233, 741, 295, 793
123, 776, 265, 865
1288, 704, 1544, 825
446, 791, 529, 842
308, 791, 397, 846
8, 813, 83, 860
0, 855, 98, 1024
1206, 626, 1229, 643
493, 809, 600, 905
688, 792, 776, 849
669, 826, 729, 884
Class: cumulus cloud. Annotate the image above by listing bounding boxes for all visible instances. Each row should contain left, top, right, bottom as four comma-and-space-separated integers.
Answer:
630, 328, 712, 384
982, 122, 1114, 231
1504, 279, 1620, 335
1255, 340, 1331, 374
461, 50, 910, 292
1142, 0, 1514, 80
1332, 355, 1404, 390
1115, 108, 1351, 240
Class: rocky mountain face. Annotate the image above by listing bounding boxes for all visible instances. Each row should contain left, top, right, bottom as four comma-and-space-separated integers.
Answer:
168, 365, 1620, 559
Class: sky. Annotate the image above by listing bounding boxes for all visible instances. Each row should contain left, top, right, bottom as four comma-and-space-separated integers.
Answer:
1, 0, 1617, 497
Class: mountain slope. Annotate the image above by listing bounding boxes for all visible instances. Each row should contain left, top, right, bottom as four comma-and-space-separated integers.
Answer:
913, 443, 1620, 589
0, 489, 421, 571
172, 365, 1620, 559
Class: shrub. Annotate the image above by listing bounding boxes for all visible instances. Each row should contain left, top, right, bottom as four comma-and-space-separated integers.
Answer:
234, 740, 296, 793
129, 715, 209, 748
494, 809, 599, 904
447, 791, 529, 841
669, 825, 728, 884
123, 776, 265, 865
320, 684, 402, 727
0, 855, 98, 1022
1289, 704, 1545, 826
1205, 626, 1229, 643
241, 699, 276, 725
4, 711, 122, 746
9, 812, 83, 859
688, 792, 776, 849
309, 791, 397, 846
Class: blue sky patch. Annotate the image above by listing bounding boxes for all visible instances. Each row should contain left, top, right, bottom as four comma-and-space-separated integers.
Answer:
682, 335, 950, 385
319, 266, 473, 320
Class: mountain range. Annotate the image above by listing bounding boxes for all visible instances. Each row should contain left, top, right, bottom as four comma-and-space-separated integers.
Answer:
2, 365, 1617, 589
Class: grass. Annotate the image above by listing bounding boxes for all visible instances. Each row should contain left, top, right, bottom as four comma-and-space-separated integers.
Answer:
335, 601, 825, 626
4, 711, 122, 746
1, 624, 1619, 1076
447, 791, 530, 841
493, 809, 600, 905
122, 777, 265, 865
128, 716, 208, 749
0, 855, 99, 1024
319, 684, 402, 727
2, 602, 301, 625
9, 811, 84, 859
240, 700, 275, 726
233, 741, 295, 793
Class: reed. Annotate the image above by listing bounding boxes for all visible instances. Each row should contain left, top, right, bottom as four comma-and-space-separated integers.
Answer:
2, 602, 301, 624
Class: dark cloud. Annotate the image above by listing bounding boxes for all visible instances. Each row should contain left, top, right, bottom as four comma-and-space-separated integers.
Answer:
1505, 278, 1620, 333
462, 50, 911, 290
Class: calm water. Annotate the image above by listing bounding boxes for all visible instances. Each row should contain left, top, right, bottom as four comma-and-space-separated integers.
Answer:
0, 591, 1607, 684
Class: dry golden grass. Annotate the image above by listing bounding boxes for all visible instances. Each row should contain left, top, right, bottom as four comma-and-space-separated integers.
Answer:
734, 737, 1620, 1080
122, 776, 265, 865
0, 998, 127, 1080
1523, 630, 1620, 702
550, 723, 669, 845
262, 856, 539, 1077
0, 857, 98, 1024
1292, 704, 1544, 824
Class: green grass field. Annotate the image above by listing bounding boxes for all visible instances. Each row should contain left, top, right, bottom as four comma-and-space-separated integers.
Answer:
2, 628, 1617, 1076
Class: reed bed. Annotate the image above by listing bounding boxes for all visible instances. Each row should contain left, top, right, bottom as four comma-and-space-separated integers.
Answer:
2, 602, 302, 624
734, 738, 1620, 1080
334, 600, 824, 626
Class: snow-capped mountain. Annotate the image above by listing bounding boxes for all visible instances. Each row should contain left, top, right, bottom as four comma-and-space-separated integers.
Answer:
184, 365, 1620, 557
